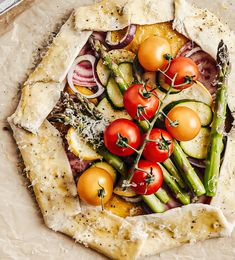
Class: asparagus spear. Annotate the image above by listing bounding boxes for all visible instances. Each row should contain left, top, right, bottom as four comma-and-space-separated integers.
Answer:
142, 194, 166, 213
160, 165, 190, 205
172, 140, 206, 196
91, 38, 129, 93
155, 187, 170, 204
163, 158, 186, 189
204, 40, 230, 196
99, 148, 127, 176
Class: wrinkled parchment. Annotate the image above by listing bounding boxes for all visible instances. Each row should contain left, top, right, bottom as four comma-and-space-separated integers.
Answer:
0, 0, 235, 259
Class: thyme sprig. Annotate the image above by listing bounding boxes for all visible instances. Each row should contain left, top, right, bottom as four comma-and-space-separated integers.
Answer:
49, 92, 109, 149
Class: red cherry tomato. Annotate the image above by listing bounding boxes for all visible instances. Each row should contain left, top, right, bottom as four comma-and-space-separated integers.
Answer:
104, 119, 141, 156
131, 160, 163, 195
142, 128, 174, 163
165, 57, 199, 89
123, 84, 160, 120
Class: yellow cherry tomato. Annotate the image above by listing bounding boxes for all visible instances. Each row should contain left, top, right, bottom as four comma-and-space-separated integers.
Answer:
138, 36, 171, 71
165, 106, 201, 141
77, 167, 113, 206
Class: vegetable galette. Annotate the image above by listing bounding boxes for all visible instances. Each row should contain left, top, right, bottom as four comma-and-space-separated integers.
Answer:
8, 0, 235, 259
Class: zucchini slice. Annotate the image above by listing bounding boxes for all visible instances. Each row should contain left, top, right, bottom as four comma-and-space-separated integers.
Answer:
96, 59, 110, 86
180, 127, 210, 159
97, 98, 131, 121
164, 100, 213, 126
157, 81, 213, 109
156, 71, 182, 94
106, 78, 124, 108
119, 62, 134, 86
96, 49, 135, 86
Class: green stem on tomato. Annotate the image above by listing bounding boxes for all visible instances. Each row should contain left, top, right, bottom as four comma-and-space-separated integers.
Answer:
126, 74, 178, 184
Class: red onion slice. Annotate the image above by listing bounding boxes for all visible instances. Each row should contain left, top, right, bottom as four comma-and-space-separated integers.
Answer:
67, 54, 105, 98
67, 151, 92, 175
176, 41, 200, 57
74, 65, 94, 78
72, 79, 97, 87
188, 157, 206, 168
73, 73, 94, 82
105, 24, 137, 49
92, 31, 107, 42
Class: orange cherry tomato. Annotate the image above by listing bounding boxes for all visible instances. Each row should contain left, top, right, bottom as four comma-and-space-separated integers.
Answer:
138, 36, 171, 71
165, 57, 199, 89
77, 167, 113, 206
165, 106, 201, 141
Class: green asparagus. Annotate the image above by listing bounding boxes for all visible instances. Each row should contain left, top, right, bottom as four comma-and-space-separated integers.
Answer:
99, 148, 127, 177
155, 187, 170, 204
163, 158, 186, 189
91, 38, 129, 93
160, 165, 190, 205
172, 140, 206, 196
204, 40, 230, 196
142, 194, 166, 213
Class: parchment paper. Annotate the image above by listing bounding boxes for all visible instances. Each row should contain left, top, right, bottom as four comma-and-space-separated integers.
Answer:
0, 0, 235, 259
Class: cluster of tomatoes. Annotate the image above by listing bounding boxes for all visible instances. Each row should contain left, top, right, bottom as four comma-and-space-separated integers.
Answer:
77, 36, 202, 206
104, 36, 201, 196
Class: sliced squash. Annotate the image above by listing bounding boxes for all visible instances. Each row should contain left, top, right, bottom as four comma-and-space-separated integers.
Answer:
91, 162, 117, 183
105, 195, 143, 218
114, 178, 137, 197
66, 127, 101, 160
156, 81, 213, 109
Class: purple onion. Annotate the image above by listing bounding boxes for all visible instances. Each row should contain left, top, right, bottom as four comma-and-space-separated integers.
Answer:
67, 54, 105, 98
188, 157, 206, 168
105, 24, 137, 49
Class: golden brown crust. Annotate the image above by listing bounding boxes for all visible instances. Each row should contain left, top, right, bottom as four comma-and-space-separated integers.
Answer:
8, 0, 235, 259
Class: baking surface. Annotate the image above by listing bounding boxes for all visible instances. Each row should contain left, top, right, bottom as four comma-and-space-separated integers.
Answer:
0, 0, 235, 259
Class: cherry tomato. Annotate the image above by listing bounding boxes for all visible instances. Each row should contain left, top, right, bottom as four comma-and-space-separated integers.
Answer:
123, 84, 160, 120
77, 167, 113, 206
165, 106, 201, 141
131, 160, 163, 195
104, 119, 141, 156
165, 57, 199, 89
143, 128, 174, 163
138, 36, 171, 71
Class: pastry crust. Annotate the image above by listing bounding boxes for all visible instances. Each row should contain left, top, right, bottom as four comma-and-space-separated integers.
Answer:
8, 119, 81, 227
74, 0, 174, 31
9, 13, 92, 133
8, 0, 235, 259
128, 204, 232, 257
